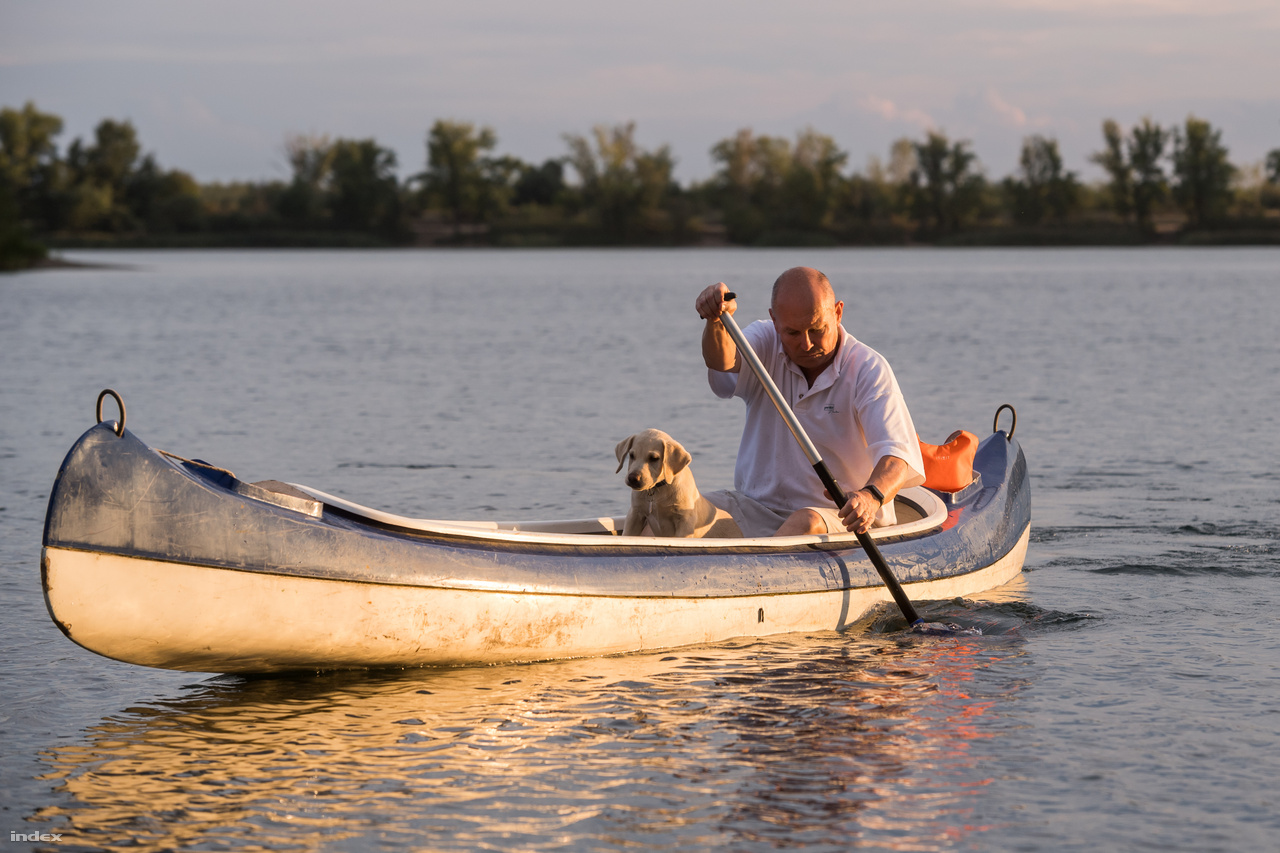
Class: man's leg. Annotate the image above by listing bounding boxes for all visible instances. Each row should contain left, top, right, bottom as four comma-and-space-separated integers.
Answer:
774, 508, 828, 537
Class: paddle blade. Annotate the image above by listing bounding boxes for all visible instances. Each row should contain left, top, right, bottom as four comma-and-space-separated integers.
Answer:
912, 621, 984, 636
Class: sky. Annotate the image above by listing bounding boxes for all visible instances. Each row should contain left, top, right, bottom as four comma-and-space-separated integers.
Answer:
3, 0, 1278, 185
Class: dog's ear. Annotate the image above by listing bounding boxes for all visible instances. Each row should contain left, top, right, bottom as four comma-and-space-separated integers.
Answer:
614, 435, 635, 473
662, 437, 692, 481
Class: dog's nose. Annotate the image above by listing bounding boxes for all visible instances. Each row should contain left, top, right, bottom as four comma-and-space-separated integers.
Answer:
626, 474, 642, 488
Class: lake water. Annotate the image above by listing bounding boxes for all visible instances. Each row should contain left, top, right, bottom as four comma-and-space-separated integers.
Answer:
2, 247, 1278, 851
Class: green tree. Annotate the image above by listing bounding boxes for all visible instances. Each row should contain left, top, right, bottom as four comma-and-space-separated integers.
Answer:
125, 155, 203, 233
1091, 119, 1132, 221
200, 181, 288, 233
708, 128, 791, 242
84, 120, 140, 191
849, 137, 916, 228
61, 119, 145, 231
841, 173, 893, 227
1005, 135, 1079, 225
279, 134, 334, 226
1170, 116, 1235, 228
846, 146, 903, 224
708, 128, 846, 242
328, 138, 402, 236
886, 137, 917, 186
476, 154, 524, 223
0, 102, 66, 227
1090, 118, 1167, 231
1129, 118, 1168, 232
0, 180, 46, 269
0, 102, 63, 183
276, 134, 407, 237
512, 159, 565, 207
564, 122, 676, 241
0, 102, 64, 263
1260, 149, 1280, 214
422, 120, 504, 235
779, 128, 847, 232
908, 131, 984, 235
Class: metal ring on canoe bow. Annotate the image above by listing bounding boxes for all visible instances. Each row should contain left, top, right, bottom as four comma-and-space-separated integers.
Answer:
96, 389, 126, 437
993, 403, 1016, 440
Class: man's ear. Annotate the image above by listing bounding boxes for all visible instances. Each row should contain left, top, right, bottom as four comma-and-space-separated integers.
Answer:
662, 438, 692, 481
615, 436, 635, 473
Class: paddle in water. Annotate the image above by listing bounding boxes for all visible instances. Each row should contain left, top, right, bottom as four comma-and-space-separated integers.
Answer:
718, 292, 979, 637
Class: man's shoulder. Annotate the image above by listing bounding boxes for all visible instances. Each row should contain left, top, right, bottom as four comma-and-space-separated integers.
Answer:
744, 319, 781, 361
834, 332, 896, 389
834, 329, 873, 369
744, 318, 775, 342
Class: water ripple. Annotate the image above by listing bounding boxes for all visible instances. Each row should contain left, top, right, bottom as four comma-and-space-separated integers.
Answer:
31, 631, 1039, 851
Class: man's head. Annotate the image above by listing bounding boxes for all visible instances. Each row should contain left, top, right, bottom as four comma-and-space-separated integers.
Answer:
769, 267, 844, 376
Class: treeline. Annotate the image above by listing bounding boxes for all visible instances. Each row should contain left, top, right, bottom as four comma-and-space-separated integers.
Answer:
3, 100, 1280, 268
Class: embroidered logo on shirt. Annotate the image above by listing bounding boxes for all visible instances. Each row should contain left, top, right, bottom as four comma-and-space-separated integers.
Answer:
824, 404, 840, 414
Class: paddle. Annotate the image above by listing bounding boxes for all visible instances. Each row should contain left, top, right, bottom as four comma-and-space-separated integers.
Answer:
717, 292, 925, 629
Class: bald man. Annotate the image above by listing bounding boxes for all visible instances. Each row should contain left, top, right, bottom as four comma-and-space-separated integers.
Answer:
695, 267, 925, 537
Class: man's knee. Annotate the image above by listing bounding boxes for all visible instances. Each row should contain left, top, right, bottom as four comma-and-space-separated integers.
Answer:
775, 508, 827, 537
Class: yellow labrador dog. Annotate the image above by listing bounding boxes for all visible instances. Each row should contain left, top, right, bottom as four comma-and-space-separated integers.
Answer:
615, 429, 742, 538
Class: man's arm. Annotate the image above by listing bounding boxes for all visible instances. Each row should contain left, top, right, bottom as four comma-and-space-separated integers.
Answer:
836, 455, 914, 535
696, 282, 740, 373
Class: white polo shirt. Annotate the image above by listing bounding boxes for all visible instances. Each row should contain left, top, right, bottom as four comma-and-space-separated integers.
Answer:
709, 320, 925, 525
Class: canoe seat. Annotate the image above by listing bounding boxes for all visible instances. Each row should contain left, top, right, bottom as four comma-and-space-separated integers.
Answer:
252, 480, 323, 503
237, 480, 323, 517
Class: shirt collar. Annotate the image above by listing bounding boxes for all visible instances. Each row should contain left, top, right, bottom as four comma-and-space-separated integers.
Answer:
781, 325, 850, 394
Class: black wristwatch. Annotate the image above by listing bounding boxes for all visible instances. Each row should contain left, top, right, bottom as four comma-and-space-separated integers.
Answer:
862, 484, 885, 506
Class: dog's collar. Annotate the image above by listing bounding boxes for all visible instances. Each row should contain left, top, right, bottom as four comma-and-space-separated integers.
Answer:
643, 480, 669, 496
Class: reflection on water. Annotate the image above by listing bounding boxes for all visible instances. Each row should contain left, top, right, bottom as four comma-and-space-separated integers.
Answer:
33, 592, 1045, 851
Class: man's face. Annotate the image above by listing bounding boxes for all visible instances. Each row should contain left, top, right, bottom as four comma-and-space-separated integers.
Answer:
770, 297, 844, 374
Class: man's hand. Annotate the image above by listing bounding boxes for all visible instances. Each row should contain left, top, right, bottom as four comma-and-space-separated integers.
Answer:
837, 488, 882, 535
696, 282, 735, 321
829, 456, 912, 534
698, 282, 739, 372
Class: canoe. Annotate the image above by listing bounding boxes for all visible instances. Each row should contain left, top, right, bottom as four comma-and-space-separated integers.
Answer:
41, 414, 1030, 673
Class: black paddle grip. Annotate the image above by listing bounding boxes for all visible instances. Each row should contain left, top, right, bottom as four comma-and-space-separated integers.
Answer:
812, 461, 848, 509
814, 460, 921, 625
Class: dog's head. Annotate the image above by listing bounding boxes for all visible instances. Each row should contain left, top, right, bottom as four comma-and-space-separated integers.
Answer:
615, 429, 693, 491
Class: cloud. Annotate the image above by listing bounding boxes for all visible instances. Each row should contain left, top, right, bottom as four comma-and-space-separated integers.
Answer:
960, 0, 1280, 19
858, 95, 935, 130
4, 0, 1278, 181
984, 89, 1054, 131
985, 90, 1028, 128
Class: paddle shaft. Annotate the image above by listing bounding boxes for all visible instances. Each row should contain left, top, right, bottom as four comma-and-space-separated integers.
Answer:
718, 293, 922, 625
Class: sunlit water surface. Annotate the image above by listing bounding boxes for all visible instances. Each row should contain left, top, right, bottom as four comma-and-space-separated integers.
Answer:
2, 248, 1278, 851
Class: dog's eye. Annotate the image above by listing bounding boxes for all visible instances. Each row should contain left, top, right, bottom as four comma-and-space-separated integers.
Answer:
649, 452, 661, 461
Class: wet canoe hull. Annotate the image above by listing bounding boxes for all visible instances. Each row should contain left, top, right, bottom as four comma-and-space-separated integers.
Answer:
42, 532, 1027, 671
43, 423, 1031, 672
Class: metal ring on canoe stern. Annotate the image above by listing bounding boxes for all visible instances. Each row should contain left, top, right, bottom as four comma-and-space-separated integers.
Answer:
993, 403, 1016, 440
96, 389, 126, 437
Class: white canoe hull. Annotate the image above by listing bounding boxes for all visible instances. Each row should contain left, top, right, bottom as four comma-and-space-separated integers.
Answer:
43, 528, 1028, 672
43, 420, 1031, 673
